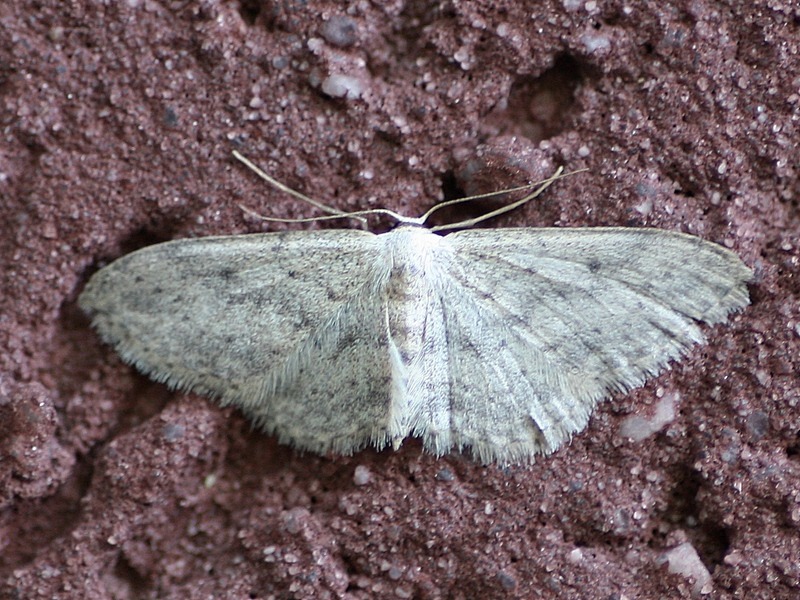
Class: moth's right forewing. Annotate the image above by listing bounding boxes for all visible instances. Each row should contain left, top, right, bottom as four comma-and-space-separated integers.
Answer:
79, 230, 380, 399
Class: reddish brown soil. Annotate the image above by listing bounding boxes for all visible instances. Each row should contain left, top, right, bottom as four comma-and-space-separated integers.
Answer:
1, 1, 798, 598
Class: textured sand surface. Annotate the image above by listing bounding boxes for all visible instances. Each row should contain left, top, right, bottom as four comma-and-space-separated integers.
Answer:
1, 1, 798, 598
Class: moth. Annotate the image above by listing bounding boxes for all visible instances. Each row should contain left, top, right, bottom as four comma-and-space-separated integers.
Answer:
80, 154, 751, 464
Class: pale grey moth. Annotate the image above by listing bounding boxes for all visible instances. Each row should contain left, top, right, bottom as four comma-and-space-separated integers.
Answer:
79, 157, 752, 464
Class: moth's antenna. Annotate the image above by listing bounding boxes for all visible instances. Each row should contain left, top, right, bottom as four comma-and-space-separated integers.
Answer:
234, 150, 586, 232
428, 167, 585, 233
233, 151, 371, 227
238, 203, 409, 225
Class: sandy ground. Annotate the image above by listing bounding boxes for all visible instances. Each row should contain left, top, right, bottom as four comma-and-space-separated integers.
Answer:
1, 1, 798, 598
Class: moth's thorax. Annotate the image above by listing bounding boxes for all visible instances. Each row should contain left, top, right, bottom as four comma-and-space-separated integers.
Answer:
381, 226, 453, 363
384, 225, 450, 287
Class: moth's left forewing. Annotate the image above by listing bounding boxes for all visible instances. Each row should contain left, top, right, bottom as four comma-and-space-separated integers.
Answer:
439, 227, 751, 461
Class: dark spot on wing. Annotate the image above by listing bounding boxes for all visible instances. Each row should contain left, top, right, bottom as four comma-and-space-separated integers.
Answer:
646, 316, 679, 340
225, 294, 249, 306
588, 259, 602, 273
